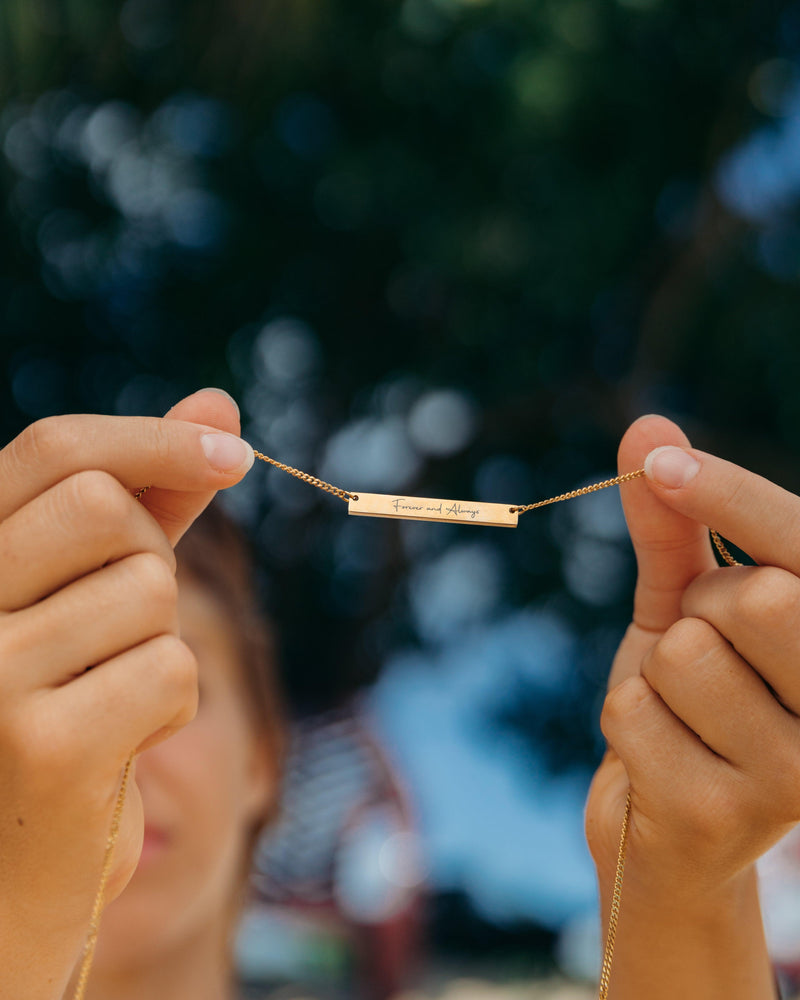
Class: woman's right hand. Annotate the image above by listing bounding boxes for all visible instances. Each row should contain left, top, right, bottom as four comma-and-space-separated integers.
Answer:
0, 389, 253, 1000
585, 414, 797, 998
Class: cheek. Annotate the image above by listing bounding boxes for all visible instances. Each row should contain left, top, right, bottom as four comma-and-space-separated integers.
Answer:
95, 705, 257, 963
161, 704, 255, 854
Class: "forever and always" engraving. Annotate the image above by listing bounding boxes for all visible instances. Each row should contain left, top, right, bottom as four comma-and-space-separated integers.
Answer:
349, 493, 518, 527
391, 497, 482, 520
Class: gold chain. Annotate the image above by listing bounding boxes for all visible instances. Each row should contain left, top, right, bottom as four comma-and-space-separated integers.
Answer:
253, 450, 357, 501
598, 790, 632, 1000
710, 529, 740, 567
250, 451, 646, 511
510, 469, 647, 513
72, 753, 134, 1000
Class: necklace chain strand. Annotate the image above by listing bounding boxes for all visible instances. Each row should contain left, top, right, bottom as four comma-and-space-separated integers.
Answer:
251, 450, 644, 517
598, 791, 632, 1000
509, 469, 646, 513
72, 753, 134, 1000
80, 452, 741, 1000
253, 449, 357, 502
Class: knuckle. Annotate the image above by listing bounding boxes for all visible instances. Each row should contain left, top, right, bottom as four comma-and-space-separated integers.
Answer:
600, 676, 652, 741
679, 567, 718, 613
731, 566, 799, 634
152, 635, 198, 719
123, 552, 178, 608
65, 469, 129, 526
645, 617, 718, 681
14, 415, 81, 468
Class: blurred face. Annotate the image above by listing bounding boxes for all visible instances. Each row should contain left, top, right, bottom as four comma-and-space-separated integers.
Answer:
92, 574, 275, 973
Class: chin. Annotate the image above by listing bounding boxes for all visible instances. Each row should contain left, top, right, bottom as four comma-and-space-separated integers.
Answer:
93, 877, 190, 969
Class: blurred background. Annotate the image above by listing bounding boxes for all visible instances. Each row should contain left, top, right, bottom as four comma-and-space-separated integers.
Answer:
3, 0, 800, 997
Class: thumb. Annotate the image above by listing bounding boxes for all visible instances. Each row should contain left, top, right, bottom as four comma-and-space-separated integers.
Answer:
608, 415, 716, 688
138, 387, 245, 543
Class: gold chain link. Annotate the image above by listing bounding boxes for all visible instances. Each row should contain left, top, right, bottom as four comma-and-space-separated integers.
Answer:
72, 753, 134, 1000
710, 529, 740, 567
250, 450, 647, 511
253, 450, 356, 501
510, 469, 647, 514
598, 790, 632, 1000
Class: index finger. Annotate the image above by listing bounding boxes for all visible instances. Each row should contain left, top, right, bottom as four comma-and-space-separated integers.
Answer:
0, 398, 253, 545
643, 445, 800, 573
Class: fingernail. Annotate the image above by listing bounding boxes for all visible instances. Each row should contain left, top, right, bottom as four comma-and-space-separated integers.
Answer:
201, 433, 254, 473
644, 446, 700, 488
196, 387, 240, 418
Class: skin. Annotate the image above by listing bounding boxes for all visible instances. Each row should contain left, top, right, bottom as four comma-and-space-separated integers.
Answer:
586, 414, 791, 998
0, 389, 252, 1000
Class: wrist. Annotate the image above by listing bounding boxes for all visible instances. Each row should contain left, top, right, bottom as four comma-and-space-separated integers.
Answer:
599, 834, 759, 921
597, 864, 775, 1000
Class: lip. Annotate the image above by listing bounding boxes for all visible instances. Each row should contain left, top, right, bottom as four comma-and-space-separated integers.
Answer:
137, 825, 171, 868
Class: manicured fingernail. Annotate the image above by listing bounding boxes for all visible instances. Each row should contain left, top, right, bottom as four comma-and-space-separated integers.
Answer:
644, 446, 700, 488
201, 433, 254, 473
196, 387, 240, 418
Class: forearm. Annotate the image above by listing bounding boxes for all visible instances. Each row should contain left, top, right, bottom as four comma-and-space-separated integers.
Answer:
599, 865, 777, 999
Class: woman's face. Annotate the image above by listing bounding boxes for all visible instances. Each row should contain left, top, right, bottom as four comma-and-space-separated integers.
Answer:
92, 573, 275, 972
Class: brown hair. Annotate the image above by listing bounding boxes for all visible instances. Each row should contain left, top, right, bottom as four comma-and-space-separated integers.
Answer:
175, 500, 286, 839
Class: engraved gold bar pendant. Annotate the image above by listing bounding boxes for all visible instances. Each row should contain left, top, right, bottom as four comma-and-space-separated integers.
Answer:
348, 493, 519, 527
